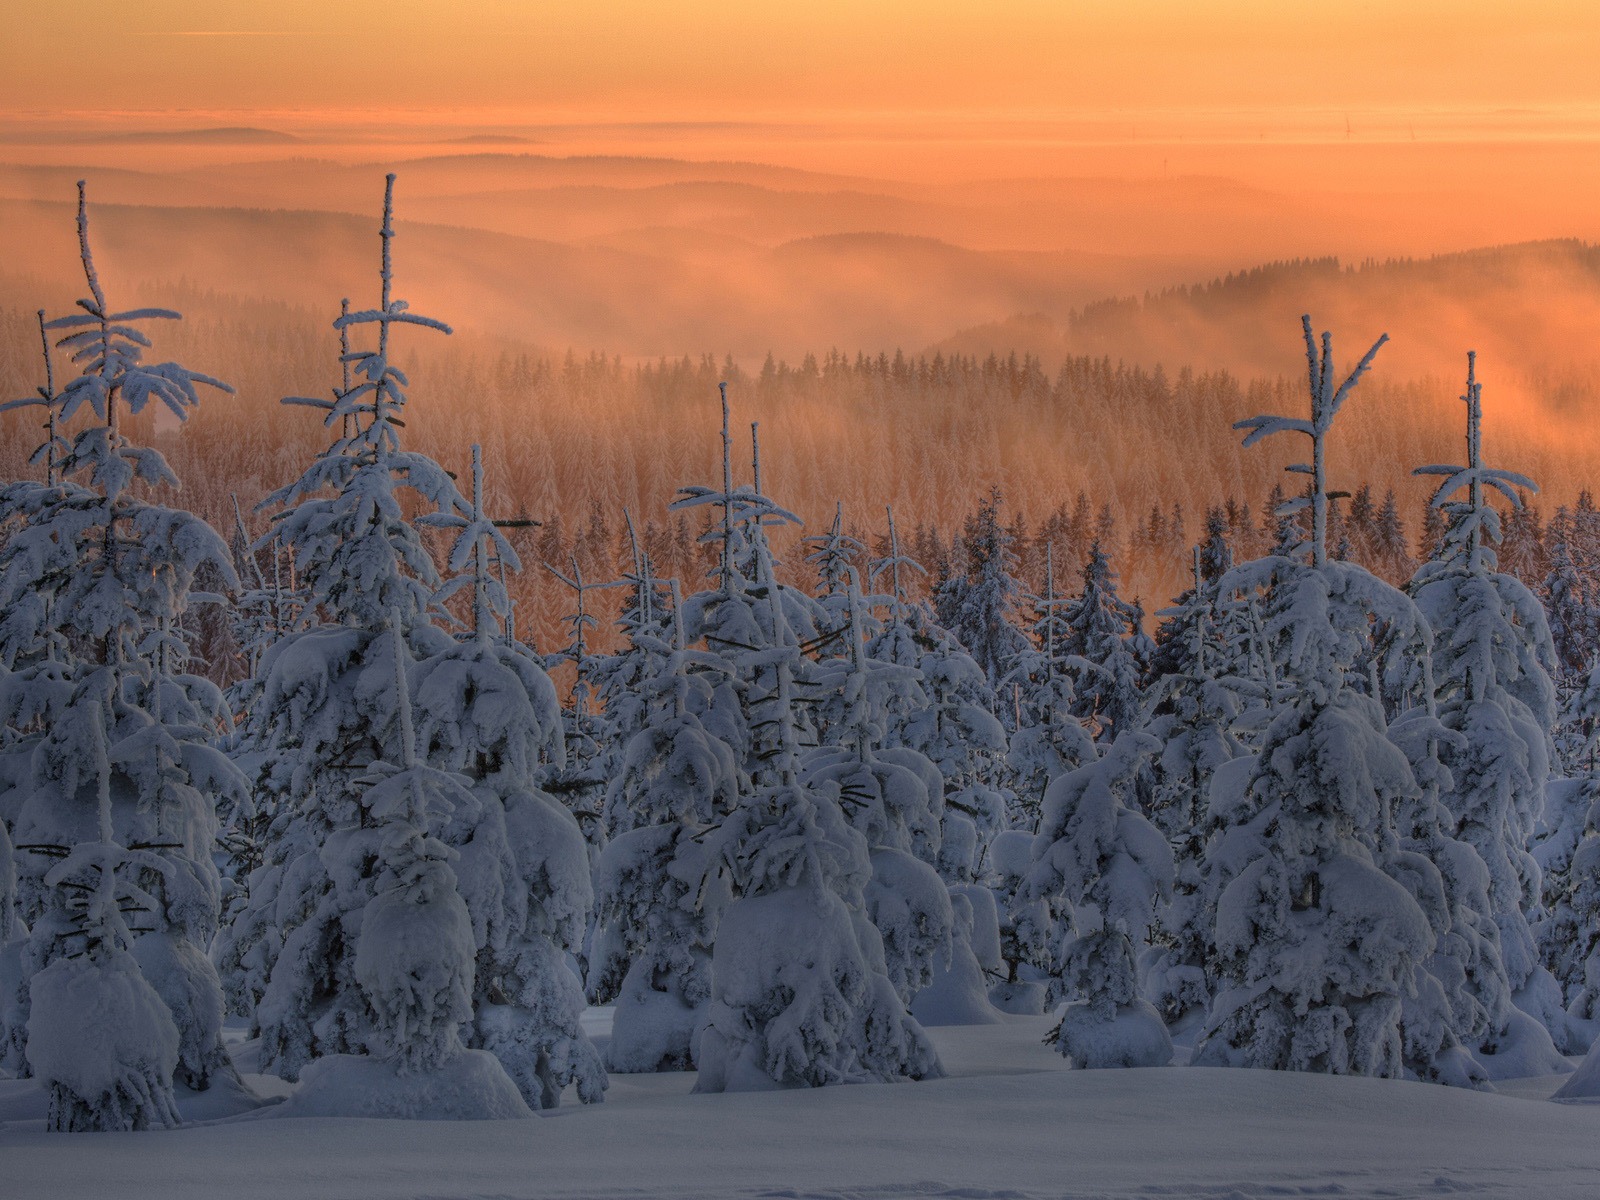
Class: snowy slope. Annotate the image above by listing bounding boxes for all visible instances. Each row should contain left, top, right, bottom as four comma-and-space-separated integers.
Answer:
3, 1015, 1598, 1199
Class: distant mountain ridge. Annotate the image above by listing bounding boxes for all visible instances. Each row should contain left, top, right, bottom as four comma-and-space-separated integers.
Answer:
926, 239, 1600, 394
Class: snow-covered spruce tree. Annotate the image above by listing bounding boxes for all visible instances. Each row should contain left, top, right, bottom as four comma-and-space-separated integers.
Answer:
215, 499, 302, 926
936, 486, 1030, 693
588, 582, 744, 1072
1192, 317, 1437, 1079
868, 604, 1008, 881
1141, 548, 1250, 1028
1059, 542, 1146, 744
1539, 658, 1600, 1018
851, 511, 1004, 1024
587, 510, 675, 791
282, 613, 531, 1119
1407, 353, 1571, 1066
221, 180, 603, 1112
1386, 709, 1500, 1086
216, 176, 468, 1076
985, 827, 1061, 1014
687, 399, 941, 1092
540, 555, 613, 854
803, 501, 867, 635
1027, 733, 1174, 1067
1004, 544, 1096, 832
803, 581, 952, 1006
673, 390, 824, 777
1554, 782, 1600, 1040
411, 445, 604, 1108
1145, 548, 1247, 844
0, 309, 65, 1076
1541, 523, 1594, 683
0, 182, 246, 1127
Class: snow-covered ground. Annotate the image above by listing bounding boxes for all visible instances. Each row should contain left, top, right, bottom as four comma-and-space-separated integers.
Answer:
3, 1012, 1598, 1199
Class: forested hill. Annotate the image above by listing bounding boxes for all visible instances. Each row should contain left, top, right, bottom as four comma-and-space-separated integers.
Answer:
930, 239, 1600, 388
5, 237, 1599, 657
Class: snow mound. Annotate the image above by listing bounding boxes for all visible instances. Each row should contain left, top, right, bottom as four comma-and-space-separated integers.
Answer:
1553, 1036, 1600, 1101
911, 893, 1003, 1027
268, 1050, 534, 1120
1055, 997, 1173, 1070
988, 980, 1046, 1015
1476, 1008, 1573, 1081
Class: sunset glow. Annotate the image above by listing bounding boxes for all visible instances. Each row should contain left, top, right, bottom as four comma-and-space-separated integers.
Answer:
8, 1, 1600, 120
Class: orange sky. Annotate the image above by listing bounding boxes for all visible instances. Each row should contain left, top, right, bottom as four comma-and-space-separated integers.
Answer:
5, 1, 1600, 122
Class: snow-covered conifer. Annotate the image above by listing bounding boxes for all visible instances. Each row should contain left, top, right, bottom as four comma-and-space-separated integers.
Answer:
217, 177, 470, 1078
1193, 317, 1435, 1079
985, 828, 1059, 1013
1142, 549, 1250, 1026
803, 502, 867, 634
0, 182, 244, 1126
355, 614, 480, 1073
412, 446, 604, 1108
804, 582, 951, 1004
1004, 545, 1096, 830
221, 181, 602, 1112
1027, 733, 1174, 1067
1059, 542, 1145, 743
1408, 353, 1569, 1065
1387, 709, 1500, 1085
936, 487, 1030, 691
685, 395, 940, 1092
589, 583, 743, 1072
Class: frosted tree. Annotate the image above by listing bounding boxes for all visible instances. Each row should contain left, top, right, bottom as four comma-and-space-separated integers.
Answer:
1541, 527, 1594, 681
1145, 549, 1247, 843
1540, 659, 1600, 1016
216, 177, 469, 1077
803, 582, 952, 1005
1059, 542, 1146, 744
281, 615, 531, 1120
588, 511, 675, 790
540, 554, 614, 850
0, 182, 244, 1128
1192, 317, 1436, 1079
1142, 548, 1250, 1026
672, 389, 822, 777
357, 619, 482, 1070
1554, 778, 1600, 1036
803, 502, 867, 634
1408, 353, 1569, 1065
1004, 544, 1096, 830
589, 583, 744, 1072
891, 632, 1009, 881
985, 828, 1061, 1014
214, 179, 596, 1115
216, 501, 300, 924
1027, 733, 1174, 1067
1387, 709, 1500, 1085
412, 446, 604, 1108
1, 310, 69, 487
854, 516, 1003, 1022
862, 525, 1007, 882
685, 399, 941, 1092
936, 486, 1030, 692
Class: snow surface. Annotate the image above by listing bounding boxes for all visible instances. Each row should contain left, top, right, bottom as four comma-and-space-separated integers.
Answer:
3, 1012, 1599, 1198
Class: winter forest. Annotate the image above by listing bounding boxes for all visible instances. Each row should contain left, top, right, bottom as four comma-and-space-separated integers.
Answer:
5, 157, 1600, 1184
6, 120, 1600, 1200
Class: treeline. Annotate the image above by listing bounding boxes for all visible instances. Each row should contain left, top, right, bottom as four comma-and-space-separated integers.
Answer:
5, 288, 1590, 664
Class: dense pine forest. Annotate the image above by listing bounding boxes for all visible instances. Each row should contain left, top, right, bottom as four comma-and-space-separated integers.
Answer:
6, 175, 1600, 1132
